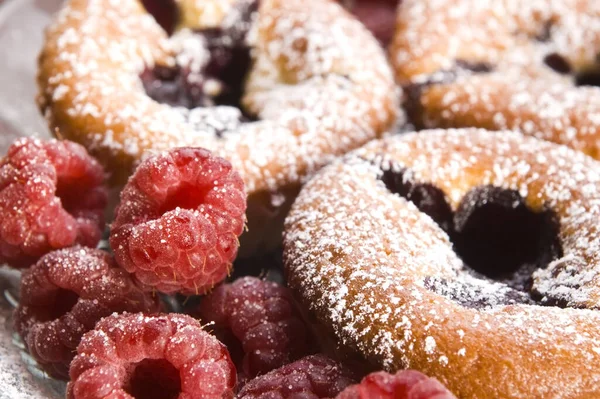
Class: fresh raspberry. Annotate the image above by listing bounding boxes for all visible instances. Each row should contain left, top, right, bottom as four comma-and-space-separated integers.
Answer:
197, 276, 312, 378
110, 147, 246, 295
14, 247, 160, 379
67, 313, 236, 399
0, 137, 107, 268
237, 354, 355, 399
336, 370, 457, 399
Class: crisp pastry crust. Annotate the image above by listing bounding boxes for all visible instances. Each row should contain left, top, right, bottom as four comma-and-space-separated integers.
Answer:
37, 0, 397, 255
390, 0, 600, 159
284, 129, 600, 398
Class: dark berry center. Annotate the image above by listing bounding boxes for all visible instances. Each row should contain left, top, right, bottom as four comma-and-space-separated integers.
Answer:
42, 288, 79, 321
140, 0, 258, 117
576, 68, 600, 87
126, 359, 181, 399
402, 60, 493, 129
141, 0, 179, 35
381, 167, 562, 307
543, 53, 571, 75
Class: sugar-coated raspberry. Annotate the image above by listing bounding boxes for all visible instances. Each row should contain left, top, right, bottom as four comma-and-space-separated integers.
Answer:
336, 370, 457, 399
67, 313, 237, 399
0, 137, 107, 268
197, 276, 312, 378
110, 147, 246, 295
14, 247, 160, 379
237, 354, 355, 399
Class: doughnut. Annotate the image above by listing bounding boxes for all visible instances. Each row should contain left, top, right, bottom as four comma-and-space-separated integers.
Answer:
36, 0, 397, 255
390, 0, 600, 159
283, 128, 600, 398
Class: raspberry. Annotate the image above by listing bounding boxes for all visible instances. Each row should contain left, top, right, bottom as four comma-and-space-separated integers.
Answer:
336, 370, 457, 399
237, 355, 355, 399
197, 277, 312, 378
67, 313, 236, 399
0, 137, 107, 268
110, 147, 246, 295
14, 247, 160, 379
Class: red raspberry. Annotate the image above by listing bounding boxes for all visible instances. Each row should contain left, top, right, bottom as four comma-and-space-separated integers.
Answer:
197, 276, 312, 378
237, 354, 355, 399
67, 313, 237, 399
0, 137, 107, 268
336, 370, 457, 399
110, 147, 246, 295
14, 247, 160, 379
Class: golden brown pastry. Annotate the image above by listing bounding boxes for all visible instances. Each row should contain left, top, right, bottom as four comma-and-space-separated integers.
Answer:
390, 0, 600, 159
37, 0, 398, 255
284, 128, 600, 398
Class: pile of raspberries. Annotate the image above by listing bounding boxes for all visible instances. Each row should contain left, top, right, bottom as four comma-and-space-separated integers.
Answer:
0, 137, 456, 399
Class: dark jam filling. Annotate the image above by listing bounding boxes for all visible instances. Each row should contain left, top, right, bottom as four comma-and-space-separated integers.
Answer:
140, 0, 258, 123
542, 52, 600, 87
380, 167, 563, 309
141, 0, 179, 35
403, 60, 493, 129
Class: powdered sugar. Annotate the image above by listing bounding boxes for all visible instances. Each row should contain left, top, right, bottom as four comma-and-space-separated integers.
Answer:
284, 129, 600, 398
391, 0, 600, 159
37, 0, 397, 194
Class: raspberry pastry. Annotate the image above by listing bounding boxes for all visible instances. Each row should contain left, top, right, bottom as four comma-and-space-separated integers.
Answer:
37, 0, 398, 255
284, 129, 600, 398
390, 0, 600, 158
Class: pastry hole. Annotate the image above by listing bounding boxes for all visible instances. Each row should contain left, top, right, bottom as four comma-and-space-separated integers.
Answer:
452, 186, 561, 282
140, 1, 257, 117
543, 53, 571, 74
126, 359, 181, 399
576, 69, 600, 87
141, 0, 179, 35
380, 168, 562, 295
381, 169, 453, 231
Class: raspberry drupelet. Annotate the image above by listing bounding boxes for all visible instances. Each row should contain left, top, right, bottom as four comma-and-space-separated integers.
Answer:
0, 137, 107, 268
67, 313, 237, 399
336, 370, 457, 399
237, 354, 355, 399
14, 247, 160, 379
197, 276, 312, 378
110, 147, 247, 295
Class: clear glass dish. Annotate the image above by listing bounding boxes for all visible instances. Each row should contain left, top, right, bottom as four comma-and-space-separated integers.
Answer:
0, 0, 63, 397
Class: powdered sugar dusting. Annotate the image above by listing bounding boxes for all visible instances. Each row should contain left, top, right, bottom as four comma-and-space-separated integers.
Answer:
37, 0, 397, 194
284, 129, 600, 398
391, 0, 600, 158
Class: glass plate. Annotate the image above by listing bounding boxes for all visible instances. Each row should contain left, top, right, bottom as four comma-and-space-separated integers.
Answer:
0, 0, 64, 397
0, 0, 58, 154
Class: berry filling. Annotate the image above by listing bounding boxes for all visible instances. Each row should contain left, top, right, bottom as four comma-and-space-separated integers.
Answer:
340, 0, 399, 46
403, 61, 493, 129
141, 0, 179, 35
125, 359, 182, 399
381, 167, 563, 308
140, 0, 258, 129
